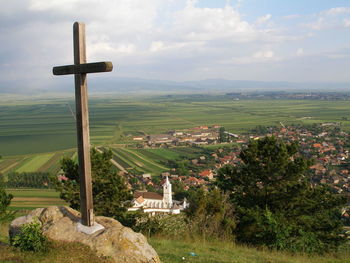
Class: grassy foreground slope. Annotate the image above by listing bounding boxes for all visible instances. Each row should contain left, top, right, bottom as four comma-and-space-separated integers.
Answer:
1, 222, 349, 263
150, 238, 350, 263
0, 223, 111, 263
2, 97, 350, 156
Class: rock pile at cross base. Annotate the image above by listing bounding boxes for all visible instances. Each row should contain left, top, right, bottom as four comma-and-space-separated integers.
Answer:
9, 206, 161, 263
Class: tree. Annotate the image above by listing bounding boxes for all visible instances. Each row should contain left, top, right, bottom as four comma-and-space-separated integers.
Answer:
0, 172, 15, 223
185, 187, 236, 240
217, 136, 346, 253
6, 172, 52, 188
218, 127, 227, 143
54, 148, 132, 221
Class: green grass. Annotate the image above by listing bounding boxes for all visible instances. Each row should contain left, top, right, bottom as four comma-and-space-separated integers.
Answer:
149, 237, 350, 263
0, 222, 111, 263
1, 222, 349, 263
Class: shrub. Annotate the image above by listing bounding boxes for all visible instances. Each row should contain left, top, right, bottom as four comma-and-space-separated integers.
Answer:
12, 220, 49, 252
133, 213, 188, 239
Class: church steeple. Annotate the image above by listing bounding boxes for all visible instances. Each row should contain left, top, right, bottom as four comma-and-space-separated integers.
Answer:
163, 176, 172, 208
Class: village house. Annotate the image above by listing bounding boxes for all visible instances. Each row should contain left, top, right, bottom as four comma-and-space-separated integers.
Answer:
199, 169, 214, 180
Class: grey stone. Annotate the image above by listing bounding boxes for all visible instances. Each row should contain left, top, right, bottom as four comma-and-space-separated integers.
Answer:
9, 206, 161, 263
76, 221, 105, 234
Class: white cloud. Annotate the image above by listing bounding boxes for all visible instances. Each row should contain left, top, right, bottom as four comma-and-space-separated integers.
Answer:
172, 3, 256, 42
283, 14, 300, 20
344, 18, 350, 28
29, 0, 80, 12
305, 17, 325, 30
221, 50, 279, 65
253, 50, 274, 59
306, 7, 350, 30
321, 7, 350, 16
256, 14, 272, 25
296, 48, 304, 57
325, 53, 349, 59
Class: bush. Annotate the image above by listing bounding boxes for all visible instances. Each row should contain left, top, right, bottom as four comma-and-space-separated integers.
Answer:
185, 187, 236, 241
133, 213, 188, 239
12, 221, 49, 252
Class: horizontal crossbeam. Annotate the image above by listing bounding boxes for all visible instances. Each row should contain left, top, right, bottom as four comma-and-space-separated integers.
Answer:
53, 61, 113, 75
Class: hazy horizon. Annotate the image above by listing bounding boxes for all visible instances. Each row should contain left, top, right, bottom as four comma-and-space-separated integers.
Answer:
1, 0, 350, 94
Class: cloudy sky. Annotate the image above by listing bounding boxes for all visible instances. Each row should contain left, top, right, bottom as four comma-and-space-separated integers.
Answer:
1, 0, 350, 92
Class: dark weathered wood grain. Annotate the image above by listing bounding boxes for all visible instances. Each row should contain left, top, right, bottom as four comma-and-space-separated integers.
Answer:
53, 62, 113, 75
73, 22, 94, 227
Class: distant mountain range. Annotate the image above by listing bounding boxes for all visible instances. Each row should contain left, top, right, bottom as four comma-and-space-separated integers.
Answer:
1, 77, 350, 95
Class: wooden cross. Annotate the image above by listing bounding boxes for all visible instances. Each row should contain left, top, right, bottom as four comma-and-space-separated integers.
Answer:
53, 22, 113, 226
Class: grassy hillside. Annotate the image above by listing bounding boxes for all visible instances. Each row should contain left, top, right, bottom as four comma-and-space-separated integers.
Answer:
1, 222, 349, 263
2, 97, 350, 156
149, 238, 350, 263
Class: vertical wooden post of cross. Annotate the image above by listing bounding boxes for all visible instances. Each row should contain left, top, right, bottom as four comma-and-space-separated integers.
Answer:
53, 22, 113, 227
73, 22, 94, 226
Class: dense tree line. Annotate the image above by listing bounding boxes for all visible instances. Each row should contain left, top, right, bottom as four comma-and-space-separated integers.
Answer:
5, 172, 53, 189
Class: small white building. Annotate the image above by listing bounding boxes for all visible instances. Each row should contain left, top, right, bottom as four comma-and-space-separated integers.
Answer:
128, 176, 188, 215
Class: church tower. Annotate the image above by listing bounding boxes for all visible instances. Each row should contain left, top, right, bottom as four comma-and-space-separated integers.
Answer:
163, 176, 173, 208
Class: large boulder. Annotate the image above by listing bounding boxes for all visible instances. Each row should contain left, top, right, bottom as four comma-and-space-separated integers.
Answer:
9, 206, 161, 263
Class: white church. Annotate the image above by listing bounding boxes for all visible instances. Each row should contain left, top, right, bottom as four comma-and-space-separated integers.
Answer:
128, 176, 188, 215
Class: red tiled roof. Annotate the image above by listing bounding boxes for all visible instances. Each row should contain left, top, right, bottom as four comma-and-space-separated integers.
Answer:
199, 170, 212, 177
134, 191, 163, 200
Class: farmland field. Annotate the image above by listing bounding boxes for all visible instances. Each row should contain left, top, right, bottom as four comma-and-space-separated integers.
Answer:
0, 150, 75, 175
6, 188, 66, 210
109, 147, 207, 175
1, 95, 350, 157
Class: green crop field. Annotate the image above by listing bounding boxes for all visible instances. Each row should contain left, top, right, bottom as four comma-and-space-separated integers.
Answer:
0, 150, 75, 175
139, 148, 182, 160
6, 188, 67, 210
2, 96, 350, 157
15, 153, 55, 173
112, 148, 169, 174
109, 147, 208, 175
